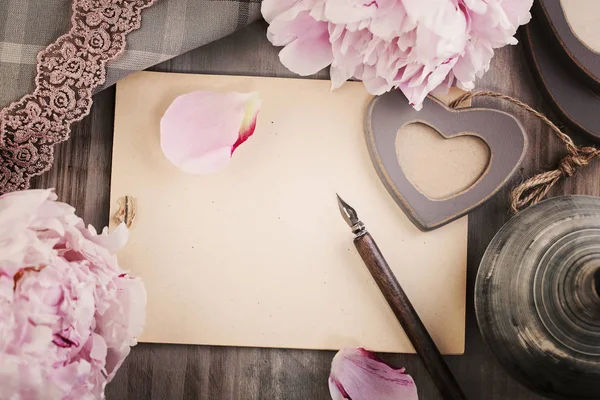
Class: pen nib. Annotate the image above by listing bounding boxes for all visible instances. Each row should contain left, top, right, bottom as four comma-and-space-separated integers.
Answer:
336, 194, 361, 228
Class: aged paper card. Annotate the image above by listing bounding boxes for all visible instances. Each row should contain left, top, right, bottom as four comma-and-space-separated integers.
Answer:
109, 71, 467, 354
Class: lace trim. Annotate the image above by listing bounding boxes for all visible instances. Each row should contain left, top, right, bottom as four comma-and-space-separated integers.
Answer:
0, 0, 157, 194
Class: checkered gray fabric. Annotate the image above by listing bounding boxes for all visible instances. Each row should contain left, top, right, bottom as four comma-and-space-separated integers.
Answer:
0, 0, 262, 108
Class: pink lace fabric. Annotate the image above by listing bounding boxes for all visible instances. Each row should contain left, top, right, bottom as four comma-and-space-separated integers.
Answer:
0, 0, 157, 194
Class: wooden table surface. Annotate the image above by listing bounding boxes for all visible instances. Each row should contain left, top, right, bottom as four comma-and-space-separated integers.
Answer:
30, 21, 600, 400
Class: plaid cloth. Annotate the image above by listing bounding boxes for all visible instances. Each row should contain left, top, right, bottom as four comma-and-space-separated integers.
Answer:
0, 0, 262, 108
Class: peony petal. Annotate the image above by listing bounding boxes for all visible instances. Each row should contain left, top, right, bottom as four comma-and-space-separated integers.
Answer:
0, 189, 54, 228
464, 0, 487, 14
85, 223, 129, 254
160, 91, 261, 174
329, 347, 418, 400
234, 92, 261, 153
503, 0, 533, 26
178, 146, 233, 174
279, 34, 333, 76
262, 0, 532, 109
0, 189, 146, 399
273, 12, 333, 76
88, 333, 108, 364
453, 40, 494, 88
267, 7, 314, 47
324, 0, 378, 25
330, 64, 355, 90
369, 3, 413, 40
261, 0, 301, 23
329, 376, 350, 400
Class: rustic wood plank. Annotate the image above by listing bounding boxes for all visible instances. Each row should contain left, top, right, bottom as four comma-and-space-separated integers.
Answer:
30, 20, 600, 399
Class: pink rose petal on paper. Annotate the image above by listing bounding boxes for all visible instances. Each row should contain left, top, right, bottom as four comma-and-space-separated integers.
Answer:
160, 91, 261, 174
329, 347, 418, 400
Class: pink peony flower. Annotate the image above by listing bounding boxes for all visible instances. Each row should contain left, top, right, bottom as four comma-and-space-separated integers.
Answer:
262, 0, 532, 110
0, 189, 146, 399
160, 91, 261, 174
329, 347, 418, 400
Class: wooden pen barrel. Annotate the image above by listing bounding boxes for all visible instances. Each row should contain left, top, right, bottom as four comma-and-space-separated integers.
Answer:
354, 232, 467, 400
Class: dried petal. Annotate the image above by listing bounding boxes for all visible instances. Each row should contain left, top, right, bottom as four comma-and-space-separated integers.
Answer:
329, 347, 418, 400
160, 91, 261, 174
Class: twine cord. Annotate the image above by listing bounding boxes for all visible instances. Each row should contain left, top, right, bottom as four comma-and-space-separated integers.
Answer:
450, 91, 600, 214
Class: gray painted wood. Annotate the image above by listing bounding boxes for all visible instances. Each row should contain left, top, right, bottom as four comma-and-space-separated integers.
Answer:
523, 21, 600, 140
535, 0, 600, 91
366, 94, 526, 231
29, 20, 600, 400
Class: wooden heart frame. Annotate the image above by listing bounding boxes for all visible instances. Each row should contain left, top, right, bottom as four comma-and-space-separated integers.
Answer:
524, 9, 600, 140
534, 0, 600, 92
365, 92, 528, 231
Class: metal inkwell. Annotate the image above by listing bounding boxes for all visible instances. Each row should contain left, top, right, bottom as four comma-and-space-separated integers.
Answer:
475, 195, 600, 399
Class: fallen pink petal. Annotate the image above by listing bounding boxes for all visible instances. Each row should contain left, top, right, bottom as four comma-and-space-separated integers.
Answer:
160, 90, 262, 174
329, 347, 418, 400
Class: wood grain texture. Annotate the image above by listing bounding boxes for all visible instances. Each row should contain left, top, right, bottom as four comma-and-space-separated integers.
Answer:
28, 20, 600, 399
354, 232, 466, 400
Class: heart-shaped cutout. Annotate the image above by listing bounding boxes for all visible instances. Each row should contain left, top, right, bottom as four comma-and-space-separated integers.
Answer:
524, 18, 600, 139
365, 92, 527, 231
561, 0, 600, 53
535, 0, 600, 92
396, 122, 491, 200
